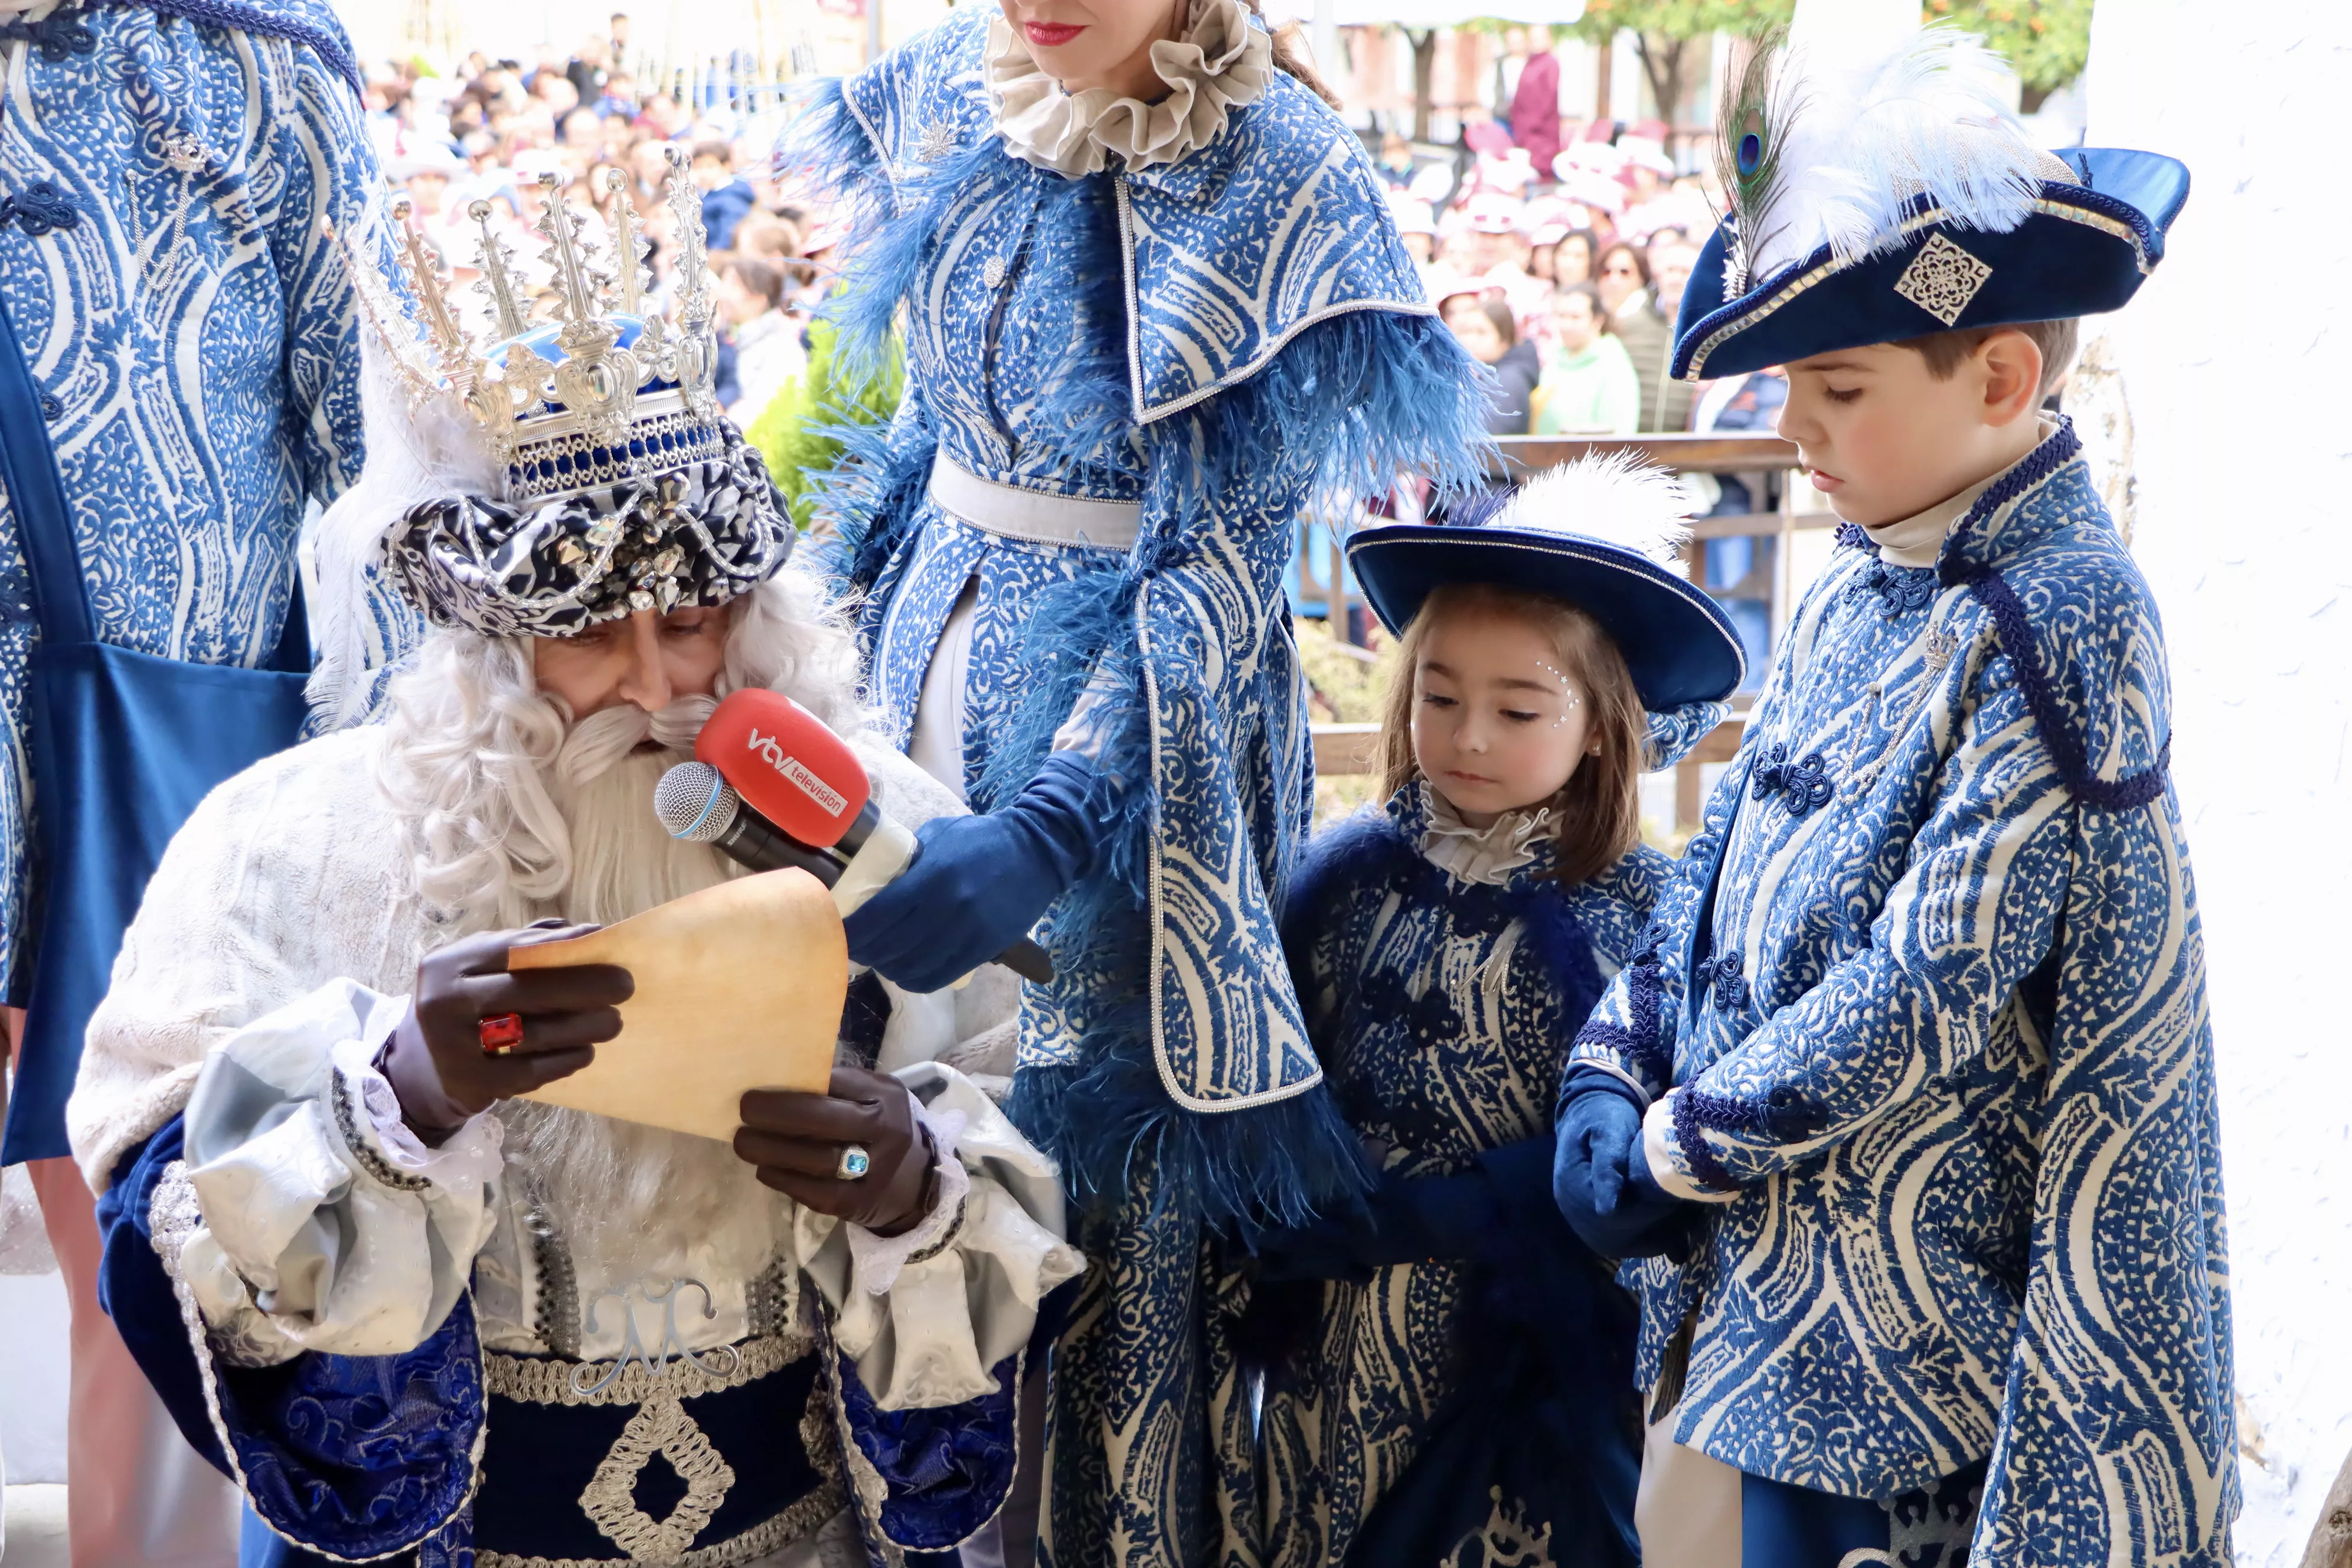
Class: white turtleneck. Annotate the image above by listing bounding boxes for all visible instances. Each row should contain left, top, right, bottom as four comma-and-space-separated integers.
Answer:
1861, 416, 2057, 569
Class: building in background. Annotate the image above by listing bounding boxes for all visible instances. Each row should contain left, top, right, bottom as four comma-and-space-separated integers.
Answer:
2079, 3, 2352, 1562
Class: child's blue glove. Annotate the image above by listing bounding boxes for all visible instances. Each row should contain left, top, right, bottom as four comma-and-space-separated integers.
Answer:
843, 751, 1108, 993
1553, 1067, 1694, 1259
1248, 1139, 1558, 1282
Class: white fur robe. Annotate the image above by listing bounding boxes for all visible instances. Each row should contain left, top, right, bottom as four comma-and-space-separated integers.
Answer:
66, 724, 1082, 1416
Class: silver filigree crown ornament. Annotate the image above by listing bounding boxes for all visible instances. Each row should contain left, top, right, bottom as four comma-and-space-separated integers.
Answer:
350, 147, 726, 507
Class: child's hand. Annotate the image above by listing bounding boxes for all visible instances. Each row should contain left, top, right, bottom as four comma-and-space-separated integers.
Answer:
1553, 1069, 1691, 1259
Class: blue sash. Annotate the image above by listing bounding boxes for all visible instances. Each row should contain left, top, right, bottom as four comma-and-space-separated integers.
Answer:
0, 293, 312, 1164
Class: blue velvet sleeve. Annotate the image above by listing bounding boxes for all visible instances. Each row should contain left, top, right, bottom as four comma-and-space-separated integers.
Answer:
93, 1116, 484, 1560
94, 1116, 229, 1471
835, 1348, 1022, 1551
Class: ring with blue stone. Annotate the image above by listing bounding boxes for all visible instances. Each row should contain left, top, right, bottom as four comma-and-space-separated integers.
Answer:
835, 1144, 873, 1181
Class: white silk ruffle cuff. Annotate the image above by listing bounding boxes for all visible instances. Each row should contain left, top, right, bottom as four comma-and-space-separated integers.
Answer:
986, 0, 1273, 178
793, 1061, 1084, 1412
181, 979, 504, 1359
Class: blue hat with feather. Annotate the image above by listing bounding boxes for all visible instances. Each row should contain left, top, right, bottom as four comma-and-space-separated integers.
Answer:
1671, 22, 2188, 383
1347, 455, 1746, 710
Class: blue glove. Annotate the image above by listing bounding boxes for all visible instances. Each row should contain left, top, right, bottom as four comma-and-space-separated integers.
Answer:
1553, 1068, 1694, 1259
843, 751, 1108, 992
1250, 1138, 1556, 1282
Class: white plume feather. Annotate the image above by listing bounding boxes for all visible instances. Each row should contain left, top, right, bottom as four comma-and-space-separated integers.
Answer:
1495, 452, 1694, 566
1745, 24, 2042, 282
306, 329, 503, 727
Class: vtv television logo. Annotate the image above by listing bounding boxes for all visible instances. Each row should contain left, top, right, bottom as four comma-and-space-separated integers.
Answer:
747, 729, 850, 818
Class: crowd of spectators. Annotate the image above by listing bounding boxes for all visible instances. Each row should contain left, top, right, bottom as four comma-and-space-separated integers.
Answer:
1375, 28, 1790, 687
357, 17, 847, 456
357, 21, 1776, 679
1380, 27, 1782, 447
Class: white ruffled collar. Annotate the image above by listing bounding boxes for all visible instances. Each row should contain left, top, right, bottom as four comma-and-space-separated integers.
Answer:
1418, 784, 1561, 887
986, 0, 1274, 179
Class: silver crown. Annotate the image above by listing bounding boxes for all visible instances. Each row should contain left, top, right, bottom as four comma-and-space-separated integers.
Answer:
348, 147, 726, 506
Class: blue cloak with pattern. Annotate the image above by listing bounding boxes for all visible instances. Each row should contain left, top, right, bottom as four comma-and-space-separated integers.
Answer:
1244, 782, 1660, 1568
789, 14, 1491, 1561
0, 0, 417, 1162
1567, 422, 2237, 1564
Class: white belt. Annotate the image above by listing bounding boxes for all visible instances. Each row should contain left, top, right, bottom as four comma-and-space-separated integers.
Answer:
929, 453, 1141, 550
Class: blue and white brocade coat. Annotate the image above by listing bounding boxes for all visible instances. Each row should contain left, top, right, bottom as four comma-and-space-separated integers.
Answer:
798, 15, 1489, 1566
0, 0, 406, 1021
1567, 423, 2236, 1563
1252, 780, 1668, 1567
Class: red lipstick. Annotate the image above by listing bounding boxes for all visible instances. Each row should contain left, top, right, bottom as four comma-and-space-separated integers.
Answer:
1024, 20, 1084, 45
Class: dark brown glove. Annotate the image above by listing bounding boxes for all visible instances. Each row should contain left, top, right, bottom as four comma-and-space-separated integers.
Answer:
734, 1067, 937, 1237
380, 923, 633, 1142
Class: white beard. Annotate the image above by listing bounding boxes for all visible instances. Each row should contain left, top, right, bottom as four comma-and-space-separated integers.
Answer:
494, 708, 791, 1292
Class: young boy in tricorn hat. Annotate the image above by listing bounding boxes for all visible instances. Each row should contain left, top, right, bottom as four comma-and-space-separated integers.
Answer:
1550, 19, 2236, 1567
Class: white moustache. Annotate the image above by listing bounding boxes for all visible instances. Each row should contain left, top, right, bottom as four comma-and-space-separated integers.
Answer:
550, 693, 719, 795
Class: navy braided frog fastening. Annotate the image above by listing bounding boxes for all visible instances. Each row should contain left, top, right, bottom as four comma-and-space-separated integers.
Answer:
1849, 557, 1939, 615
0, 182, 80, 237
0, 6, 96, 58
1751, 743, 1835, 816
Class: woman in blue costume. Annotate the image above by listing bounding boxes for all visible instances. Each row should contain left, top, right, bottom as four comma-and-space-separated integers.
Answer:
1239, 459, 1740, 1568
785, 1, 1489, 1560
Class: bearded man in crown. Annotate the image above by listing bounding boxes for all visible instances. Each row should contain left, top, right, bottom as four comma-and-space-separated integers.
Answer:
61, 167, 1081, 1568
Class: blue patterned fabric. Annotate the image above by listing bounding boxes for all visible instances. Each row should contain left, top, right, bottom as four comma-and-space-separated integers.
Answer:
1244, 785, 1655, 1568
1739, 1457, 1982, 1568
795, 6, 1488, 1187
1567, 423, 2236, 1563
0, 0, 407, 1012
837, 1348, 1021, 1550
791, 26, 1490, 1565
94, 1118, 484, 1560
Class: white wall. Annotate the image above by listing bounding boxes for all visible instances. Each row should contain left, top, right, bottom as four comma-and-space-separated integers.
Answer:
0, 1271, 69, 1486
2082, 5, 2352, 1562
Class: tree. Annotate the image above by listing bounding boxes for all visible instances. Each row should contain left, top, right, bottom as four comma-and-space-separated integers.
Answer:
1404, 27, 1439, 142
1566, 0, 1792, 136
1926, 0, 2091, 113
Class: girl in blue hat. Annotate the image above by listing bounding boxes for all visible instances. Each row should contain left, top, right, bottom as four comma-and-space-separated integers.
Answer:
1237, 455, 1744, 1568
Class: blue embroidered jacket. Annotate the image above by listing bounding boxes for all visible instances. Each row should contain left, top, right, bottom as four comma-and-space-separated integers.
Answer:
792, 17, 1491, 1563
1249, 781, 1661, 1568
0, 0, 404, 1011
1567, 423, 2237, 1564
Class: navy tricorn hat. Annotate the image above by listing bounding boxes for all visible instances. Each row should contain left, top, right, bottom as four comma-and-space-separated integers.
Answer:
1670, 25, 2188, 382
1347, 456, 1746, 710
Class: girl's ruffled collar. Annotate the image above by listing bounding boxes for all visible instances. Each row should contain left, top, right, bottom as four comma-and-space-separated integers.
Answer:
985, 0, 1274, 179
1390, 779, 1560, 888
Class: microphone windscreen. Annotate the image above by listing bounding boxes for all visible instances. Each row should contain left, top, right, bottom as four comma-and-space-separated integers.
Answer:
695, 689, 871, 849
654, 761, 740, 843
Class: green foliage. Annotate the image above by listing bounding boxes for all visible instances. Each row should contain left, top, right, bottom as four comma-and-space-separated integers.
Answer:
745, 314, 904, 531
1558, 0, 2085, 104
1293, 615, 1394, 726
1925, 0, 2090, 100
1564, 0, 1792, 45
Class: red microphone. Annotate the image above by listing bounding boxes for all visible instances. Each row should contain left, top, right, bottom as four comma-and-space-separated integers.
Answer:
696, 689, 881, 856
692, 690, 1054, 985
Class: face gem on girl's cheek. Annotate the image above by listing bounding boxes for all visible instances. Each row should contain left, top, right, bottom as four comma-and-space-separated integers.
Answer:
1533, 659, 1583, 727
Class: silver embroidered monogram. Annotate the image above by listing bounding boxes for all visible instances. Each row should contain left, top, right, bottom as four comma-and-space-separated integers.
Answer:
1893, 233, 1994, 326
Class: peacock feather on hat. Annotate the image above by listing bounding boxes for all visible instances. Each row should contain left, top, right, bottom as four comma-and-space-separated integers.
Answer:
1710, 23, 2053, 296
